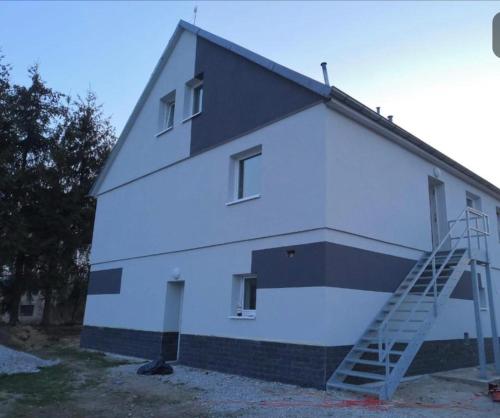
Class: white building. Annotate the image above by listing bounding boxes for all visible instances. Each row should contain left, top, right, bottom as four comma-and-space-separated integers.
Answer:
81, 21, 500, 398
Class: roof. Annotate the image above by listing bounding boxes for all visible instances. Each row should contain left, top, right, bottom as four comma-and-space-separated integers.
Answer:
91, 20, 500, 200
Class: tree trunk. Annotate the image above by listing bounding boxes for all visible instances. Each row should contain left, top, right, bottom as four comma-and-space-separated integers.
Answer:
7, 293, 20, 326
9, 253, 26, 326
41, 289, 52, 326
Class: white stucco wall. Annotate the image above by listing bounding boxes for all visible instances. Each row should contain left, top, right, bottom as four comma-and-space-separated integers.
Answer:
84, 228, 334, 345
86, 96, 500, 348
325, 108, 500, 267
91, 104, 329, 264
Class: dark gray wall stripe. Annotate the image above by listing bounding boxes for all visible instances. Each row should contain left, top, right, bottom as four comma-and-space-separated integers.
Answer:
87, 268, 122, 295
190, 37, 324, 156
252, 242, 473, 300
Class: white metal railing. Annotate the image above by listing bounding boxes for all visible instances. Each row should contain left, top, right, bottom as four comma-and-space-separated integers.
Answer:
377, 207, 490, 379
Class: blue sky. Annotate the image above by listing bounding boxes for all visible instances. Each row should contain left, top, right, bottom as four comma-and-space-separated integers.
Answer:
1, 1, 499, 185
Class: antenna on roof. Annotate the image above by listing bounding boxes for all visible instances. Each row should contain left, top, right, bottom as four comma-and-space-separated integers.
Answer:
193, 6, 198, 25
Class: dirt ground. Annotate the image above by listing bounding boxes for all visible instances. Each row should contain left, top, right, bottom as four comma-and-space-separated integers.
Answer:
0, 326, 499, 418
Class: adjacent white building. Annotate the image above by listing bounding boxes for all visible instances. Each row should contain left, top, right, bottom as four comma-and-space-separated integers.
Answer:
81, 20, 500, 396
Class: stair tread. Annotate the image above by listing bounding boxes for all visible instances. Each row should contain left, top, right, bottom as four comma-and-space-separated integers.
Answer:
338, 369, 387, 380
329, 246, 468, 399
347, 358, 397, 367
353, 347, 405, 355
327, 381, 381, 395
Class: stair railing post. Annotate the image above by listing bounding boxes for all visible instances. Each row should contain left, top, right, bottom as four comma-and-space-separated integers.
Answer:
432, 257, 438, 316
466, 209, 472, 258
471, 259, 488, 379
484, 262, 500, 374
465, 209, 488, 379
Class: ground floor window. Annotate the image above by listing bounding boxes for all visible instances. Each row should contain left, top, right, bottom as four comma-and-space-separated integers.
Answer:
231, 274, 257, 318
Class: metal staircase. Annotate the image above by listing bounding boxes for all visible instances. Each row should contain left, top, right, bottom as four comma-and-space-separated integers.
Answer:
327, 207, 491, 400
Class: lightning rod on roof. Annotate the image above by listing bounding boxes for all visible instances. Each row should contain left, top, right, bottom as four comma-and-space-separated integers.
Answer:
193, 6, 198, 25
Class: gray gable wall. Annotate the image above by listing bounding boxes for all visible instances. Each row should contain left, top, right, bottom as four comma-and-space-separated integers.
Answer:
190, 37, 324, 155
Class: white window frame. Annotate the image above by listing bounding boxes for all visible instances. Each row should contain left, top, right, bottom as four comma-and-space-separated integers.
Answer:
226, 146, 262, 205
165, 100, 175, 130
182, 76, 203, 121
191, 81, 203, 116
230, 274, 257, 319
157, 90, 176, 136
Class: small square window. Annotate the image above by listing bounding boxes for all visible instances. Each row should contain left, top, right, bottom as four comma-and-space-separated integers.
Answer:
231, 274, 257, 318
238, 153, 261, 199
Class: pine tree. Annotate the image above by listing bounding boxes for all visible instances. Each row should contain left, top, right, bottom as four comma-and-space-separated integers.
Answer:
0, 58, 115, 325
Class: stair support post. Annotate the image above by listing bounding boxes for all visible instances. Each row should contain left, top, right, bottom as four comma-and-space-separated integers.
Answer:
484, 263, 500, 375
470, 259, 488, 379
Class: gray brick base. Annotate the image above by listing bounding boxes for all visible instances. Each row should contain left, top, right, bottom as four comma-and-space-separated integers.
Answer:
80, 326, 178, 360
81, 326, 497, 388
180, 334, 497, 389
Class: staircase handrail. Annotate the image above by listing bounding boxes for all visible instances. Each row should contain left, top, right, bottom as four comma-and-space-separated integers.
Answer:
377, 207, 489, 362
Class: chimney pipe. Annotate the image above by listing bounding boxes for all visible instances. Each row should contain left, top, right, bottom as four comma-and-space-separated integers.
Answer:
376, 107, 381, 114
388, 115, 394, 122
320, 62, 330, 86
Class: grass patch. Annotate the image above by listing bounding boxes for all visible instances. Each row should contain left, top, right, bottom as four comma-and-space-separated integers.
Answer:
43, 346, 131, 369
0, 365, 73, 406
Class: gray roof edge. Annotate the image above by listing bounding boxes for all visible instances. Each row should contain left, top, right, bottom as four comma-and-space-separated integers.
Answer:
329, 86, 500, 199
178, 20, 331, 98
92, 20, 499, 201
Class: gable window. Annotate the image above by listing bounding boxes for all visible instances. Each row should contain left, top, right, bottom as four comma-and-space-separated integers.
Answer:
183, 74, 203, 120
192, 83, 203, 115
158, 90, 176, 135
231, 274, 257, 318
165, 100, 175, 129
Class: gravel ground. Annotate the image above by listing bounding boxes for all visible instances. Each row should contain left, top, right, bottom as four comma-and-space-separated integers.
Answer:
0, 344, 59, 375
110, 362, 500, 417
